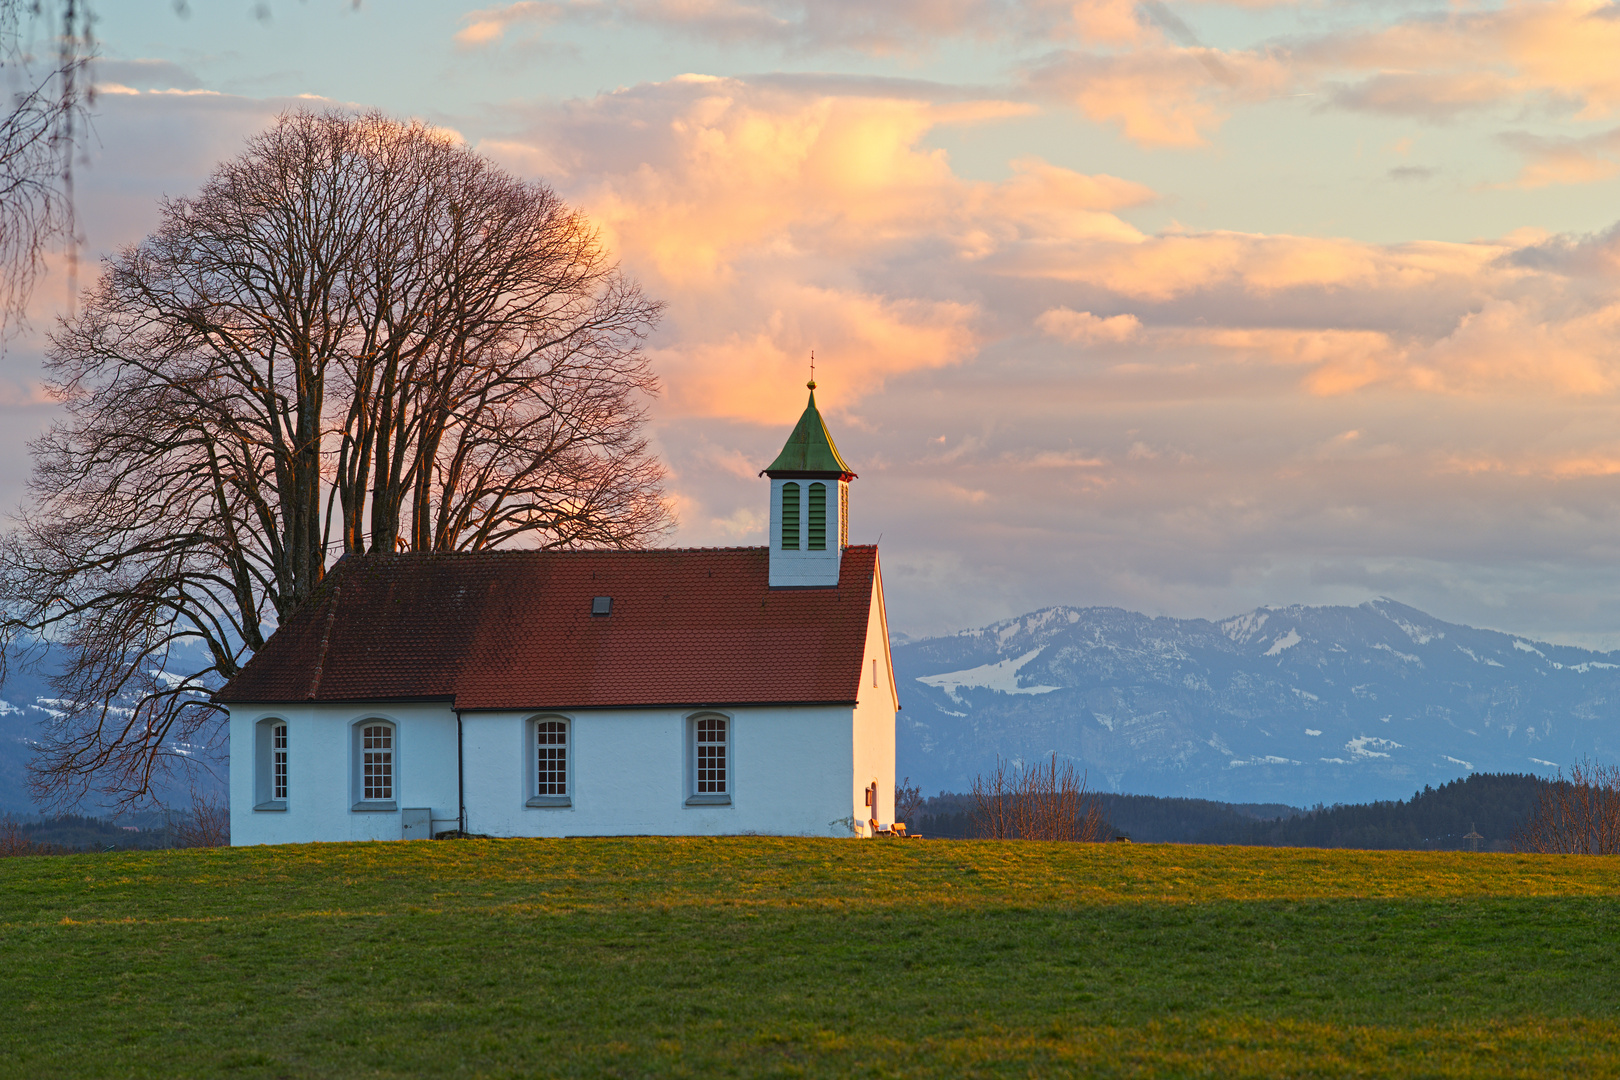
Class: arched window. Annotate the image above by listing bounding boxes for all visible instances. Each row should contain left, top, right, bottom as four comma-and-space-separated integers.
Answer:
527, 718, 572, 808
352, 720, 398, 810
686, 713, 733, 806
362, 724, 394, 801
807, 482, 827, 550
254, 718, 288, 810
780, 482, 801, 550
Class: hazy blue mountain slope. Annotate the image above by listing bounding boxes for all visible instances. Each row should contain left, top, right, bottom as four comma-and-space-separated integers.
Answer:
0, 645, 219, 814
895, 599, 1620, 805
0, 661, 62, 812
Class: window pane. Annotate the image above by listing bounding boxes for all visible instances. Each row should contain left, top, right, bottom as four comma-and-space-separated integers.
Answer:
272, 723, 287, 801
538, 721, 567, 796
362, 725, 393, 800
696, 717, 727, 794
781, 483, 800, 550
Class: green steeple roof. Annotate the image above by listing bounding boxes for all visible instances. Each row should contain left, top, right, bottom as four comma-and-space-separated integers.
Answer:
763, 382, 856, 477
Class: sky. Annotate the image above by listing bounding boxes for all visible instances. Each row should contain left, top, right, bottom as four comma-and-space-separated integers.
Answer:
11, 0, 1620, 646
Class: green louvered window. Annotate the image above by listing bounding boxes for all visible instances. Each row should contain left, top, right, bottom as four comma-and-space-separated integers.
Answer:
781, 482, 800, 550
808, 483, 827, 550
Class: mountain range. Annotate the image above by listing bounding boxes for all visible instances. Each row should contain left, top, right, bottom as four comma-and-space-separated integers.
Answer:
893, 598, 1620, 806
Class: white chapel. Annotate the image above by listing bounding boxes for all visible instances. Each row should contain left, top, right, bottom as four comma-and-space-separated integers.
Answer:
222, 383, 899, 843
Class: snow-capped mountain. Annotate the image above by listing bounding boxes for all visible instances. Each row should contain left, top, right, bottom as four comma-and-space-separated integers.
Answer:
895, 599, 1620, 806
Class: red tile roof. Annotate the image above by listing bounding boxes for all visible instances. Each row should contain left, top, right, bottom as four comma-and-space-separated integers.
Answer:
216, 546, 880, 710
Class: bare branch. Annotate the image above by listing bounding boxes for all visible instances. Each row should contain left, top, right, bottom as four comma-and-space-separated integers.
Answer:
0, 0, 93, 337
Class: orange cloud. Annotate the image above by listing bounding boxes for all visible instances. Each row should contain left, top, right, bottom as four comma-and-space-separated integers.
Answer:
648, 286, 980, 423
1038, 308, 1142, 344
485, 72, 1620, 455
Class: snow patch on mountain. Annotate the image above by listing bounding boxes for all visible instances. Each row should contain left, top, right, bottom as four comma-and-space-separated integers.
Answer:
1221, 610, 1270, 644
1373, 643, 1420, 664
1265, 628, 1302, 656
1346, 735, 1402, 759
1230, 754, 1301, 767
916, 648, 1062, 703
1383, 611, 1441, 645
1513, 640, 1546, 658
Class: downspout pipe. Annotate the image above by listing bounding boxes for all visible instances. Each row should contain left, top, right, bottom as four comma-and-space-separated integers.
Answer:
455, 708, 466, 835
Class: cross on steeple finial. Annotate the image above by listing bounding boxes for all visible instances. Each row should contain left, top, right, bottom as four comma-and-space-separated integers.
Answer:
808, 350, 816, 390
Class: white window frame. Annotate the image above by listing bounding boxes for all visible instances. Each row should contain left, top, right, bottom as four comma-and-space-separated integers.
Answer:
351, 718, 399, 812
253, 717, 288, 811
526, 715, 573, 808
684, 711, 733, 807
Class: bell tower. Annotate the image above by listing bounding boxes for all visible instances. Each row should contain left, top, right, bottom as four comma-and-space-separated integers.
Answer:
763, 380, 856, 587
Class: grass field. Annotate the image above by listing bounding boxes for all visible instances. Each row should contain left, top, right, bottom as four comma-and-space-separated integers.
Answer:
4, 838, 1620, 1078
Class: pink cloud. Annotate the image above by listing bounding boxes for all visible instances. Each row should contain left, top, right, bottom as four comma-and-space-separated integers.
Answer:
1037, 308, 1142, 344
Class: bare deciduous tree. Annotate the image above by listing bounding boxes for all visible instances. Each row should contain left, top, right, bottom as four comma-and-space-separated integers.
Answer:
0, 109, 669, 809
895, 775, 923, 829
1513, 757, 1620, 855
166, 786, 230, 848
970, 753, 1111, 842
1, 0, 92, 335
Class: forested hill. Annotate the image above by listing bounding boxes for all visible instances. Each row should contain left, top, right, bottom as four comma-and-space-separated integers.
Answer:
914, 772, 1542, 851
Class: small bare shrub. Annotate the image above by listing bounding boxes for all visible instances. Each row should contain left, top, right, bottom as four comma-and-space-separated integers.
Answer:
970, 754, 1110, 842
1514, 758, 1620, 854
895, 777, 923, 829
0, 815, 32, 857
167, 788, 230, 849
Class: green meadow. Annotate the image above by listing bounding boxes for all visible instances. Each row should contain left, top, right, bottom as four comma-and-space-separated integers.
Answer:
3, 838, 1619, 1078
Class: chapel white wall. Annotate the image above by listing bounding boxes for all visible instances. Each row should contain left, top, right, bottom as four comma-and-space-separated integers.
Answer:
851, 565, 899, 834
228, 702, 460, 846
460, 704, 854, 838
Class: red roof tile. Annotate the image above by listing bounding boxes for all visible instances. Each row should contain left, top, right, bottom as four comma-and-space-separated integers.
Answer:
215, 546, 880, 709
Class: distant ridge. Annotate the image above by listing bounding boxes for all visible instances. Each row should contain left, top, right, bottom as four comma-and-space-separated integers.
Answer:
911, 772, 1540, 851
894, 599, 1620, 806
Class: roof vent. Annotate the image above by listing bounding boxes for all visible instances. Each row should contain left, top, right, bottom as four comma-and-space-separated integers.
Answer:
591, 596, 612, 617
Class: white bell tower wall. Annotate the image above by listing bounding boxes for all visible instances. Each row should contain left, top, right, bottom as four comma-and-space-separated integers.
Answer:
768, 476, 847, 587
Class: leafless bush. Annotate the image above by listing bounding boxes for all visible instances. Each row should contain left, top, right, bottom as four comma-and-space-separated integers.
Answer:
1513, 757, 1620, 854
0, 813, 71, 856
970, 754, 1111, 842
0, 815, 31, 856
167, 787, 229, 849
895, 776, 923, 828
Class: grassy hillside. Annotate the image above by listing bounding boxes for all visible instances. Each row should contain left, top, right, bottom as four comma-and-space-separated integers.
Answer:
4, 838, 1619, 1077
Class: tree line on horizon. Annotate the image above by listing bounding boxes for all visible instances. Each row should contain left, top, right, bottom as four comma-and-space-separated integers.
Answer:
907, 771, 1555, 852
